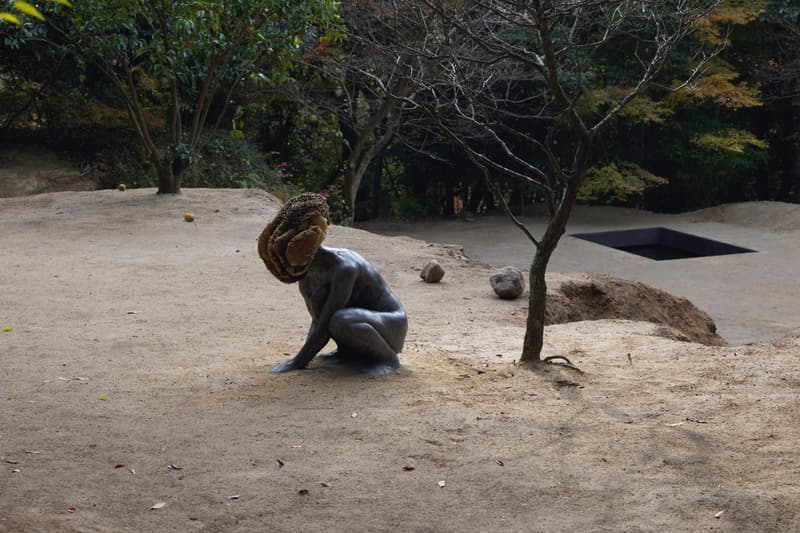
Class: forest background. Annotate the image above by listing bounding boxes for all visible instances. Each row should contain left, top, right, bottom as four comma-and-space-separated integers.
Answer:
1, 0, 798, 222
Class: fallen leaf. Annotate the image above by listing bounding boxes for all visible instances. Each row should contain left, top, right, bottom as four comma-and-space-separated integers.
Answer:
496, 459, 505, 466
276, 459, 284, 469
97, 395, 108, 401
183, 212, 195, 222
150, 502, 166, 510
438, 480, 446, 488
228, 495, 240, 500
402, 466, 415, 471
298, 489, 309, 495
319, 482, 331, 488
715, 510, 724, 519
66, 507, 76, 513
167, 464, 182, 470
2, 327, 12, 332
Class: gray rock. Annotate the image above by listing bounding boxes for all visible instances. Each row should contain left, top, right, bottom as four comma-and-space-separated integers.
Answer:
490, 266, 525, 299
420, 260, 445, 283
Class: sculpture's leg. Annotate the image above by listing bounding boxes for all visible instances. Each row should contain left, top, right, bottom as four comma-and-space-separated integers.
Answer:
329, 308, 407, 375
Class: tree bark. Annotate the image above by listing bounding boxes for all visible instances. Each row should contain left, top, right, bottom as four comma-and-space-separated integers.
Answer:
340, 80, 412, 219
341, 111, 400, 218
521, 250, 549, 362
519, 182, 581, 363
156, 161, 180, 194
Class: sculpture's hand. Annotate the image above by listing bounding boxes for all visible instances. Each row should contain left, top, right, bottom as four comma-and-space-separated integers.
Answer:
271, 358, 305, 373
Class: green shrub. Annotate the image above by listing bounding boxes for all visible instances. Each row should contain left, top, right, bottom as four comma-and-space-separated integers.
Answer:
182, 133, 279, 190
99, 130, 299, 198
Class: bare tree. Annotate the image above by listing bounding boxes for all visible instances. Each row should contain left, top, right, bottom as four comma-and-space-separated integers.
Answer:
377, 0, 723, 365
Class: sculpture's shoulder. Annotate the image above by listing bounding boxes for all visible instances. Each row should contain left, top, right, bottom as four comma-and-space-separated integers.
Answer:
318, 247, 384, 283
317, 247, 366, 269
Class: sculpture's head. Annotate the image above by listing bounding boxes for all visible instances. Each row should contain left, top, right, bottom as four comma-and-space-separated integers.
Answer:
258, 193, 330, 283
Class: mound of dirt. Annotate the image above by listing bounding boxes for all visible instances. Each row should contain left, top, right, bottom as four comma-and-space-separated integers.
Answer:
687, 201, 800, 232
545, 272, 724, 346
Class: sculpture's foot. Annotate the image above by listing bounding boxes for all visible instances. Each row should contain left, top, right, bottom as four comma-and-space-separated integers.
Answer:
271, 358, 304, 373
361, 361, 400, 376
320, 349, 365, 363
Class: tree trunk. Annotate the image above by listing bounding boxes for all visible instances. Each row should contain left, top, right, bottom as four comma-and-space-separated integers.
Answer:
467, 178, 487, 213
519, 183, 580, 363
521, 250, 549, 362
371, 151, 384, 219
340, 80, 412, 219
156, 161, 181, 194
444, 180, 455, 216
342, 161, 360, 216
341, 120, 398, 219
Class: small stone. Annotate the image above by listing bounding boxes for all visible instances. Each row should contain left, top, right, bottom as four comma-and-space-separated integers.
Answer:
420, 260, 445, 283
490, 266, 525, 299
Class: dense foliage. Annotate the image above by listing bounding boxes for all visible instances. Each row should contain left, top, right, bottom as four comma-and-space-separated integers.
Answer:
1, 1, 798, 214
2, 0, 340, 193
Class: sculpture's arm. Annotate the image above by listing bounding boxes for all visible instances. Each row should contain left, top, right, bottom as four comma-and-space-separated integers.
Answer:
276, 262, 357, 371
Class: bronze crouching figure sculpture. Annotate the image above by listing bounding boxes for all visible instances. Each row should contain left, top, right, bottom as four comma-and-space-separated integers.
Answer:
258, 193, 408, 375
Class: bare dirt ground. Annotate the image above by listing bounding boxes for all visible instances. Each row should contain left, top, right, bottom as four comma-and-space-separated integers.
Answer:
1, 188, 799, 532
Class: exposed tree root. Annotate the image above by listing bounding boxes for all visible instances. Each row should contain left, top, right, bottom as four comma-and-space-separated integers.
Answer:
541, 355, 584, 373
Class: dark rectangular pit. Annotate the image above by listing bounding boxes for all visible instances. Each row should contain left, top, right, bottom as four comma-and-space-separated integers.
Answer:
570, 227, 756, 261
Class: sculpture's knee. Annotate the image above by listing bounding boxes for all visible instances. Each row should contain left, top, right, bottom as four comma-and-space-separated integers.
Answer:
329, 309, 357, 341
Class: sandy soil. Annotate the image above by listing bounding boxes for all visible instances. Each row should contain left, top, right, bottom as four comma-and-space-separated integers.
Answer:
1, 189, 798, 532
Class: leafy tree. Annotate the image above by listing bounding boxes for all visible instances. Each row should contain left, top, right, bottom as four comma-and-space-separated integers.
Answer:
1, 1, 83, 131
578, 162, 667, 206
644, 0, 771, 209
1, 0, 70, 25
9, 0, 339, 194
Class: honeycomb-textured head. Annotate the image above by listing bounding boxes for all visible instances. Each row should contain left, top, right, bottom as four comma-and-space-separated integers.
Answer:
258, 193, 330, 283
